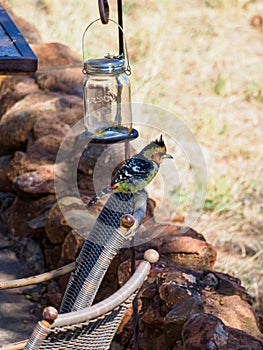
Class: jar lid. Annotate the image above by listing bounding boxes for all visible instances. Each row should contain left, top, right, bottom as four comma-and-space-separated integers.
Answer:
84, 56, 125, 75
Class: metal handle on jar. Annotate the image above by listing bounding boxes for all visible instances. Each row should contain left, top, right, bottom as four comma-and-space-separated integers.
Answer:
82, 18, 131, 75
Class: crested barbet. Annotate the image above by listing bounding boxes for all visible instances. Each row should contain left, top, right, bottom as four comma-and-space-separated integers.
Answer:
88, 135, 173, 207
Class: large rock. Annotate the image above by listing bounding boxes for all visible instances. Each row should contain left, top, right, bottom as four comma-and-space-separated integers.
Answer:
31, 42, 82, 71
182, 313, 263, 350
0, 92, 83, 156
32, 42, 84, 96
113, 251, 262, 349
0, 76, 39, 117
203, 293, 262, 339
44, 196, 93, 245
0, 92, 60, 155
6, 194, 56, 239
0, 155, 13, 191
14, 165, 55, 194
36, 67, 84, 96
137, 223, 217, 270
1, 93, 83, 195
163, 295, 204, 345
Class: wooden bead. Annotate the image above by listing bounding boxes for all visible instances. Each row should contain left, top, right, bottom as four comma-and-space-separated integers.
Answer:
144, 249, 159, 263
120, 214, 135, 228
43, 306, 58, 324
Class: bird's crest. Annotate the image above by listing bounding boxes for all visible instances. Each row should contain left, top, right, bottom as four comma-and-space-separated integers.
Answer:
141, 134, 166, 153
154, 134, 166, 151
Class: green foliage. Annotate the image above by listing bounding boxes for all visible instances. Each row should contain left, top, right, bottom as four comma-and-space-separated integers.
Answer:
214, 74, 226, 95
245, 81, 263, 102
205, 0, 244, 9
123, 1, 137, 15
204, 182, 232, 213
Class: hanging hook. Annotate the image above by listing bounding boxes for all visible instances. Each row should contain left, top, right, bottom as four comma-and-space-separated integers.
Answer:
98, 0, 110, 24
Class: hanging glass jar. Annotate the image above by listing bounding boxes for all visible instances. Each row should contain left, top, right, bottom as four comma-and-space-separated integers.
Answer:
82, 19, 137, 143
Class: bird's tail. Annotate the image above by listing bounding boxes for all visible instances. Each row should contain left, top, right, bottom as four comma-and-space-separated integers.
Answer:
87, 187, 113, 207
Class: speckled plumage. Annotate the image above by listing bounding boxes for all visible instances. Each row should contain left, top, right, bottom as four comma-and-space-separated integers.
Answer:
111, 154, 159, 193
88, 135, 173, 207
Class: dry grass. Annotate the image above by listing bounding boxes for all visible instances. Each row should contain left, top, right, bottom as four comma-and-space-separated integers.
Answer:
7, 0, 263, 301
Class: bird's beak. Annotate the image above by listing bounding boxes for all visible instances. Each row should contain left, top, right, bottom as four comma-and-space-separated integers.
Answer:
162, 153, 173, 159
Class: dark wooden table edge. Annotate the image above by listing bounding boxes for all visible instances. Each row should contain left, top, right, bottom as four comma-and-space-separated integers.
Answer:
0, 4, 38, 73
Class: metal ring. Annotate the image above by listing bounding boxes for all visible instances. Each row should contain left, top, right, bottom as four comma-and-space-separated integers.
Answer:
82, 18, 131, 75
